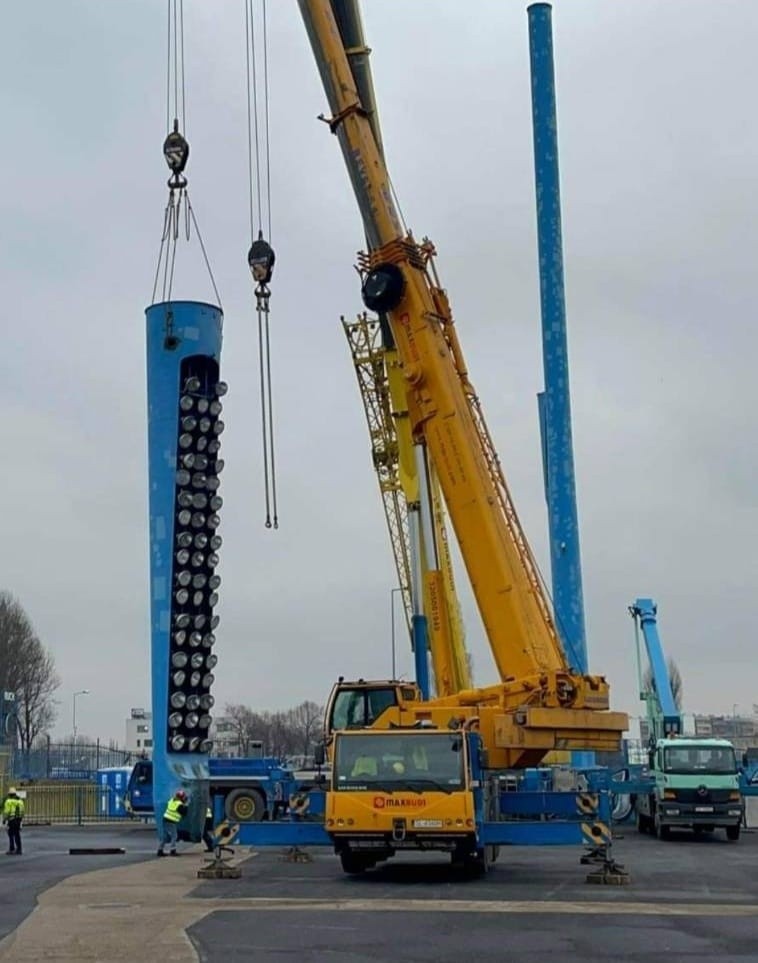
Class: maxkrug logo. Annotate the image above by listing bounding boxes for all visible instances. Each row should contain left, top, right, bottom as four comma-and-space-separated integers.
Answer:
373, 796, 426, 809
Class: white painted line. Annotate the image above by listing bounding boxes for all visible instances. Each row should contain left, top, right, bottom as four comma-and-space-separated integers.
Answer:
204, 897, 758, 918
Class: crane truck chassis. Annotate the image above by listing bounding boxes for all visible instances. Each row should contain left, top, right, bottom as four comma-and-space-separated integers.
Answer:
216, 723, 623, 880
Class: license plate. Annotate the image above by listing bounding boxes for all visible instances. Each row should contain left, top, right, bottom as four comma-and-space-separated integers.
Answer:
413, 819, 443, 829
695, 806, 713, 813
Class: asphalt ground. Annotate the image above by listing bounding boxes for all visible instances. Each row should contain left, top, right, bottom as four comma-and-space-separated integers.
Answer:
1, 823, 757, 961
0, 823, 155, 942
188, 827, 758, 963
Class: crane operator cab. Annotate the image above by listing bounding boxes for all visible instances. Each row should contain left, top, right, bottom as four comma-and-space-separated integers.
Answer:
324, 679, 421, 743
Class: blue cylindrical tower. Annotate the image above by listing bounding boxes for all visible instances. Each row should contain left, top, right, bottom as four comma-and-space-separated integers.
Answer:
146, 300, 224, 838
528, 3, 587, 675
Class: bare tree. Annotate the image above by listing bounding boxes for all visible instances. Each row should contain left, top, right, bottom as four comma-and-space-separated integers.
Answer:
222, 702, 325, 761
0, 591, 60, 750
223, 703, 262, 757
287, 701, 324, 757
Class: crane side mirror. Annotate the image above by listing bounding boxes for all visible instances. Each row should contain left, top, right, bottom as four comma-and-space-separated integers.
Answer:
314, 742, 326, 767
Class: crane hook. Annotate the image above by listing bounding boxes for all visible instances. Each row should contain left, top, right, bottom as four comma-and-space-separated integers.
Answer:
163, 118, 190, 190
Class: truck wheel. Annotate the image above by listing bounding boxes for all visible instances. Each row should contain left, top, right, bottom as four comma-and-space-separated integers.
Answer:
726, 825, 741, 841
636, 811, 649, 834
224, 788, 265, 823
654, 813, 671, 840
463, 848, 489, 877
340, 852, 371, 875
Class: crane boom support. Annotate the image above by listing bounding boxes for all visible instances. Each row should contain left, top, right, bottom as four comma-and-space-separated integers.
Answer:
300, 0, 565, 681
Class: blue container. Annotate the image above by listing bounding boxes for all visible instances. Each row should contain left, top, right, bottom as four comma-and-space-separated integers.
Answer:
97, 767, 133, 818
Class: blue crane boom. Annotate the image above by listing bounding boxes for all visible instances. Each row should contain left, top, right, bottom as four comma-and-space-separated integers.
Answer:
630, 598, 682, 740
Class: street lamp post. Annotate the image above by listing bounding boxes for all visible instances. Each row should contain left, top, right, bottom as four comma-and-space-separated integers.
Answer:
73, 689, 90, 744
733, 703, 739, 743
390, 588, 403, 680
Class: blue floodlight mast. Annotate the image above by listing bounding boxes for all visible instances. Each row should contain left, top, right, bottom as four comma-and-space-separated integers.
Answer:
146, 299, 224, 840
528, 3, 587, 675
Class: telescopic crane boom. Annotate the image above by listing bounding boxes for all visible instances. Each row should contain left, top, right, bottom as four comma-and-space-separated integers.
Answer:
302, 0, 626, 766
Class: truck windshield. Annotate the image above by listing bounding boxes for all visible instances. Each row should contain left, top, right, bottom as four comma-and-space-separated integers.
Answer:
663, 745, 737, 775
333, 732, 465, 790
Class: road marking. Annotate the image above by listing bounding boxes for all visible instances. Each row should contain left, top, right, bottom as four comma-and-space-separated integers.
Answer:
204, 896, 758, 918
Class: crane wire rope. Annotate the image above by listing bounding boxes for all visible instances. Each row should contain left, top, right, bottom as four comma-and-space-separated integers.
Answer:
245, 0, 278, 529
151, 0, 221, 309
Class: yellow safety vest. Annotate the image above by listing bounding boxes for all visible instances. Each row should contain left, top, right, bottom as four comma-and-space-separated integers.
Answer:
163, 798, 184, 823
3, 797, 24, 820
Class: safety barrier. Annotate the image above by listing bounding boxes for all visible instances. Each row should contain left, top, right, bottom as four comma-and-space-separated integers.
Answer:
0, 780, 130, 825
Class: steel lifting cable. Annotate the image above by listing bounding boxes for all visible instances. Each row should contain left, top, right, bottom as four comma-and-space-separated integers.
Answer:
245, 0, 278, 529
151, 0, 221, 308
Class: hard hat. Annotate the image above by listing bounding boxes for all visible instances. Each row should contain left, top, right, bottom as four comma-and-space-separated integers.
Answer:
8, 787, 17, 794
176, 789, 188, 801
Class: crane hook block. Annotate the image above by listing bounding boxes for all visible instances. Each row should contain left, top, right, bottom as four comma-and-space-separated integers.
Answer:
163, 119, 190, 188
362, 263, 405, 314
248, 231, 275, 285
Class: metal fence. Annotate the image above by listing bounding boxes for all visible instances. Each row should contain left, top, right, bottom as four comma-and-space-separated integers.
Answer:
0, 780, 132, 825
8, 742, 138, 781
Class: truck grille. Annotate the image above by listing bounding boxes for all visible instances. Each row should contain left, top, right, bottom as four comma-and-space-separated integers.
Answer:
673, 788, 732, 804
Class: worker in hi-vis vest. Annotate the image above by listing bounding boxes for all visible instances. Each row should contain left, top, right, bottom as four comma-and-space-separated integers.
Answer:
3, 788, 25, 856
157, 789, 188, 857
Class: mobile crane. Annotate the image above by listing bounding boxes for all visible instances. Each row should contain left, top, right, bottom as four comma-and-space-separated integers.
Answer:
630, 598, 742, 840
299, 0, 625, 755
211, 2, 631, 878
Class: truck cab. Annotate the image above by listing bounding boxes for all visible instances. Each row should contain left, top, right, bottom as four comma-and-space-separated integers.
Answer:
636, 737, 742, 840
324, 680, 421, 740
326, 726, 492, 875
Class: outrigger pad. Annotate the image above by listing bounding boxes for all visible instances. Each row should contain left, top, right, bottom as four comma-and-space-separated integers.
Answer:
196, 844, 242, 879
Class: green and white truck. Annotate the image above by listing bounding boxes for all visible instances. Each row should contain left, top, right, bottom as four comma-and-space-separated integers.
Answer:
630, 600, 742, 841
636, 737, 742, 839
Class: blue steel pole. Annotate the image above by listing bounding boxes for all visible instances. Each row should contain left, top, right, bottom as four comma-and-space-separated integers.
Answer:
146, 300, 223, 843
528, 3, 587, 676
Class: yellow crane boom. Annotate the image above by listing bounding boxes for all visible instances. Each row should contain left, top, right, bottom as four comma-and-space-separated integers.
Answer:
342, 313, 472, 695
303, 0, 627, 765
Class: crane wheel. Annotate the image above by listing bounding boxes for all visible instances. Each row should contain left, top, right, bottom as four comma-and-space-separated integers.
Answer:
224, 788, 265, 823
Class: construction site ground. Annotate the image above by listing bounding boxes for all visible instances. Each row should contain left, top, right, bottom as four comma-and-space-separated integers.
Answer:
0, 823, 757, 961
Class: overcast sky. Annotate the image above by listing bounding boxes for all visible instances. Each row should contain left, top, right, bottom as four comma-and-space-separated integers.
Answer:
1, 1, 756, 745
